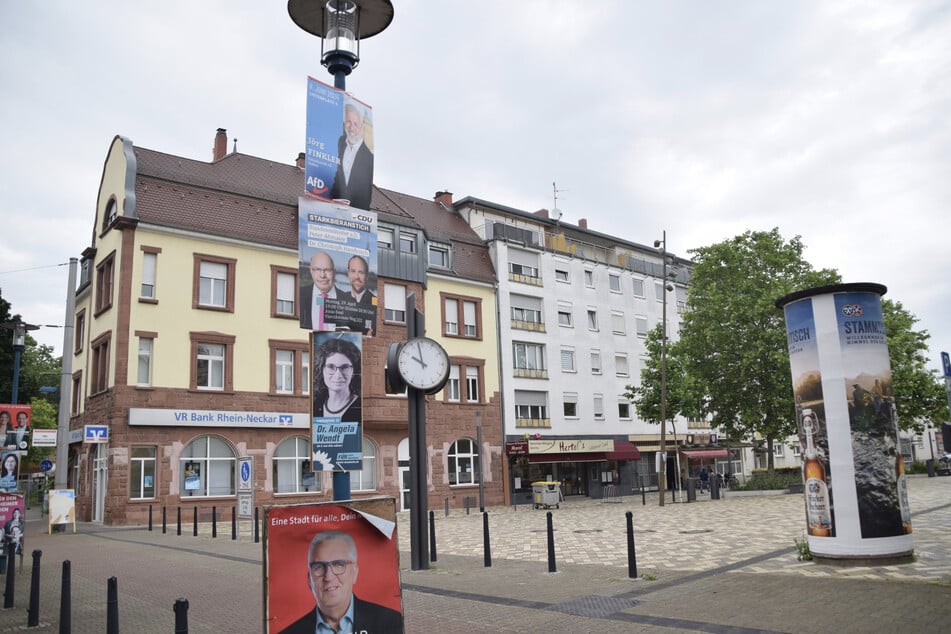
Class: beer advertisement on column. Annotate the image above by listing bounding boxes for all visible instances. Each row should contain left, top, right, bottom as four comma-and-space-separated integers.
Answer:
783, 298, 835, 538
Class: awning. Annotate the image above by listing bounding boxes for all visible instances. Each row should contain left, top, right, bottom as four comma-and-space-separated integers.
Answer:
527, 441, 640, 464
680, 448, 729, 460
606, 441, 640, 460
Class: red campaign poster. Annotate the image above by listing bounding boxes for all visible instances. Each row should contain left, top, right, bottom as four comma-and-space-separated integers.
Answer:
265, 500, 402, 633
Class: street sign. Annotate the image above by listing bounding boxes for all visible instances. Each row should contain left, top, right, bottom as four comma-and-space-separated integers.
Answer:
83, 425, 109, 443
238, 492, 253, 519
40, 459, 53, 472
942, 351, 951, 378
238, 456, 253, 492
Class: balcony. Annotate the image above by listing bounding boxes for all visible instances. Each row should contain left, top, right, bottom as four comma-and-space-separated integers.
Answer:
511, 319, 546, 333
509, 272, 543, 286
513, 368, 548, 380
515, 418, 551, 429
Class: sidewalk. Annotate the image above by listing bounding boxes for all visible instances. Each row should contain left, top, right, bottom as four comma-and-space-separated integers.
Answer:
1, 476, 948, 632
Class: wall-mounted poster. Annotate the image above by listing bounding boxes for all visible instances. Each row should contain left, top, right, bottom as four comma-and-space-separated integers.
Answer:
48, 489, 76, 533
184, 462, 202, 491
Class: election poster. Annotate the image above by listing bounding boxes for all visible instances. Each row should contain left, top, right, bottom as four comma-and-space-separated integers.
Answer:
312, 332, 363, 472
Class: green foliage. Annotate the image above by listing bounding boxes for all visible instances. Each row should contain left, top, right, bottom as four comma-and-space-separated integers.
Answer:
905, 461, 929, 475
625, 325, 705, 424
732, 468, 801, 491
794, 535, 813, 561
26, 397, 57, 466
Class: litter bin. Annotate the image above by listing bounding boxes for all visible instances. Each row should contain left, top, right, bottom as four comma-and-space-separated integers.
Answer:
532, 481, 562, 509
926, 459, 936, 477
686, 477, 697, 502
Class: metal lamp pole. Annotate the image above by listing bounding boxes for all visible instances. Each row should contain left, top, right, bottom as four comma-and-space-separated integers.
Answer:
653, 232, 669, 506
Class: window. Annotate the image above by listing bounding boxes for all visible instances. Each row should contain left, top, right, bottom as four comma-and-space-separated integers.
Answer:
632, 278, 645, 298
555, 269, 569, 282
399, 232, 416, 253
466, 367, 479, 402
591, 351, 602, 374
351, 439, 377, 491
74, 309, 85, 354
611, 311, 625, 335
655, 282, 666, 302
513, 342, 546, 378
103, 197, 118, 230
560, 349, 575, 372
95, 253, 115, 314
791, 443, 801, 457
383, 283, 406, 323
564, 393, 578, 418
136, 335, 154, 387
509, 262, 539, 278
130, 446, 156, 499
774, 444, 785, 457
514, 390, 548, 426
378, 227, 394, 249
190, 332, 235, 392
587, 309, 598, 331
194, 254, 235, 311
269, 340, 309, 396
609, 273, 621, 293
90, 333, 110, 394
272, 267, 297, 318
71, 371, 82, 414
445, 361, 484, 403
140, 248, 159, 300
180, 436, 236, 497
443, 294, 481, 339
584, 270, 594, 287
677, 300, 687, 315
447, 366, 461, 402
508, 249, 541, 284
511, 295, 544, 331
594, 394, 604, 419
618, 401, 632, 419
273, 437, 321, 493
429, 243, 450, 268
615, 354, 629, 377
448, 438, 479, 485
635, 316, 649, 338
557, 303, 573, 327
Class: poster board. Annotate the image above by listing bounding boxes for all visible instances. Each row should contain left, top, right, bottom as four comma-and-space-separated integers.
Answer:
48, 489, 77, 533
263, 497, 402, 633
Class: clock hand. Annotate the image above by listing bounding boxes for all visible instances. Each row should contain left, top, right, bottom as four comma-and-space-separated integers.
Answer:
416, 342, 428, 368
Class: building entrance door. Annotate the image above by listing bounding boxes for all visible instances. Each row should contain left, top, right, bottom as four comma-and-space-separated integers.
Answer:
92, 444, 108, 523
398, 438, 410, 512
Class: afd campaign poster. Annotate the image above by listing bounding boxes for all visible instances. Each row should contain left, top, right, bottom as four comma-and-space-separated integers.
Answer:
305, 77, 375, 212
298, 197, 378, 335
312, 332, 364, 472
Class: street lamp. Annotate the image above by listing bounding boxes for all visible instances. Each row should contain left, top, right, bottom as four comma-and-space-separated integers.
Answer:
2, 320, 40, 403
288, 0, 394, 89
652, 232, 676, 506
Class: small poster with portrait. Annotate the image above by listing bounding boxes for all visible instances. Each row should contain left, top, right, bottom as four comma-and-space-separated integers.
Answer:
184, 462, 202, 491
264, 497, 402, 634
0, 450, 20, 493
0, 404, 31, 450
311, 332, 364, 472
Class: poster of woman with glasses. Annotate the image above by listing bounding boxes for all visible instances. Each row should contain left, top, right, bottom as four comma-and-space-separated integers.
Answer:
264, 499, 402, 633
311, 332, 363, 472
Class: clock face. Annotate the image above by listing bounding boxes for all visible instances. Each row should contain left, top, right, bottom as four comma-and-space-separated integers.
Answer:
396, 337, 450, 392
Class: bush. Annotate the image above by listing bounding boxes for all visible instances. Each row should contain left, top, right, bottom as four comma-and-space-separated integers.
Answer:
733, 467, 801, 491
905, 460, 929, 475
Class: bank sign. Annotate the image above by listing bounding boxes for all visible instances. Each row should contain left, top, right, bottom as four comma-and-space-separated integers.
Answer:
129, 408, 309, 429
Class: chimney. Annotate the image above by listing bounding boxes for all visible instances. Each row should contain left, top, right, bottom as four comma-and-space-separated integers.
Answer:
578, 218, 588, 229
434, 191, 453, 208
213, 128, 228, 161
296, 152, 306, 169
534, 209, 550, 218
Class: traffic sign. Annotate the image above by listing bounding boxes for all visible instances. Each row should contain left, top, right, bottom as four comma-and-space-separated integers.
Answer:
40, 459, 53, 472
942, 351, 951, 378
238, 456, 253, 492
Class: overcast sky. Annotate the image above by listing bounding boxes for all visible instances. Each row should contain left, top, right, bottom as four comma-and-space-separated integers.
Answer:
2, 1, 949, 379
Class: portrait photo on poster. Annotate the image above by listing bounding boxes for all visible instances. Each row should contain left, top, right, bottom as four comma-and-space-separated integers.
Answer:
311, 332, 364, 472
265, 502, 402, 634
0, 451, 20, 493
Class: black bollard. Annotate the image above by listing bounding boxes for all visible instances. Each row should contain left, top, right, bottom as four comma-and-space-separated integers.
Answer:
174, 597, 189, 633
60, 560, 71, 634
640, 475, 646, 506
444, 498, 449, 518
28, 549, 41, 626
107, 576, 119, 634
3, 541, 16, 608
193, 506, 198, 537
254, 507, 260, 544
428, 511, 437, 562
464, 496, 470, 515
546, 512, 557, 573
212, 506, 217, 538
232, 506, 237, 541
626, 511, 638, 579
148, 504, 153, 531
163, 506, 167, 534
483, 511, 492, 567
177, 506, 182, 536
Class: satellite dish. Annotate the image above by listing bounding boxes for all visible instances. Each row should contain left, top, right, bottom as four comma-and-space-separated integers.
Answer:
552, 207, 563, 221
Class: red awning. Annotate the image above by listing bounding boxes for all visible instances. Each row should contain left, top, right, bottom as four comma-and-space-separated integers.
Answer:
527, 441, 641, 463
606, 441, 640, 460
680, 448, 729, 460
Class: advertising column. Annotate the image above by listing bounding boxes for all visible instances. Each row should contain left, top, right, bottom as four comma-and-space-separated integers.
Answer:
777, 283, 913, 560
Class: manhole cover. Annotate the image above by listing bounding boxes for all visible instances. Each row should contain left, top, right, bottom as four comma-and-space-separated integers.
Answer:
572, 529, 603, 534
679, 528, 713, 534
550, 595, 638, 618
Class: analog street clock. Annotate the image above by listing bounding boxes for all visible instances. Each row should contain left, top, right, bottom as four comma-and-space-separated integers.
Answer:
394, 337, 450, 393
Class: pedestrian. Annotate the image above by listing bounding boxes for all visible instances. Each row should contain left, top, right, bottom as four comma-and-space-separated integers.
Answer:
699, 466, 709, 493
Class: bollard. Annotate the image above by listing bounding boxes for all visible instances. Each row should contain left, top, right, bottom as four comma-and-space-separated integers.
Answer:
107, 576, 119, 634
626, 511, 638, 579
148, 504, 153, 531
428, 511, 437, 562
162, 506, 167, 534
60, 560, 71, 634
174, 597, 189, 633
28, 549, 41, 626
671, 482, 676, 504
711, 474, 720, 500
483, 511, 492, 567
546, 512, 557, 573
640, 475, 646, 506
254, 507, 260, 543
444, 498, 449, 518
232, 506, 237, 541
464, 496, 470, 515
193, 506, 198, 537
177, 506, 183, 535
212, 506, 217, 538
3, 541, 16, 608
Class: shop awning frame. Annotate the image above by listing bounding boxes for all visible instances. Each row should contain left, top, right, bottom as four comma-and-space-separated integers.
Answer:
679, 448, 729, 460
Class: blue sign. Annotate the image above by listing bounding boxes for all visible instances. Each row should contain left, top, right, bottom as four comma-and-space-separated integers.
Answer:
241, 460, 251, 482
40, 459, 53, 472
84, 425, 109, 443
942, 351, 951, 378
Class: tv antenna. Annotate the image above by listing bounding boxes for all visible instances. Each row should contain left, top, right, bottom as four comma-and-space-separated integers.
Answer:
552, 182, 566, 222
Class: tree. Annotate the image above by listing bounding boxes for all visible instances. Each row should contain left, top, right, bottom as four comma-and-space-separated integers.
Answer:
881, 299, 946, 429
676, 229, 839, 471
625, 325, 703, 423
26, 396, 57, 466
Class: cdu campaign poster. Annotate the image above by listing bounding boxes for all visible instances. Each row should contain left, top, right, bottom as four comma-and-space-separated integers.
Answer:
298, 197, 378, 335
305, 77, 374, 211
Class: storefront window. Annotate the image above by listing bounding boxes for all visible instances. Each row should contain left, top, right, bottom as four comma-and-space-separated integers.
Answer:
273, 436, 320, 493
448, 438, 478, 485
130, 446, 156, 499
180, 436, 235, 497
351, 439, 377, 491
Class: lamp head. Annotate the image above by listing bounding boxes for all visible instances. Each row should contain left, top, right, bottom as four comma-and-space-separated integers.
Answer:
288, 0, 394, 76
653, 239, 662, 248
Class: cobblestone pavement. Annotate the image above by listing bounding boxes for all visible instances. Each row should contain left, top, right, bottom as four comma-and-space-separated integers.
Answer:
0, 475, 948, 633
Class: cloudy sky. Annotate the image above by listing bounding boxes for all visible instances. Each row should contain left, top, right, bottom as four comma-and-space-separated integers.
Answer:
2, 1, 949, 377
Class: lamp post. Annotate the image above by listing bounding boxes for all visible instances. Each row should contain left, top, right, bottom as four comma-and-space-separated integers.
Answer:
288, 0, 393, 503
3, 320, 40, 403
652, 232, 675, 506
